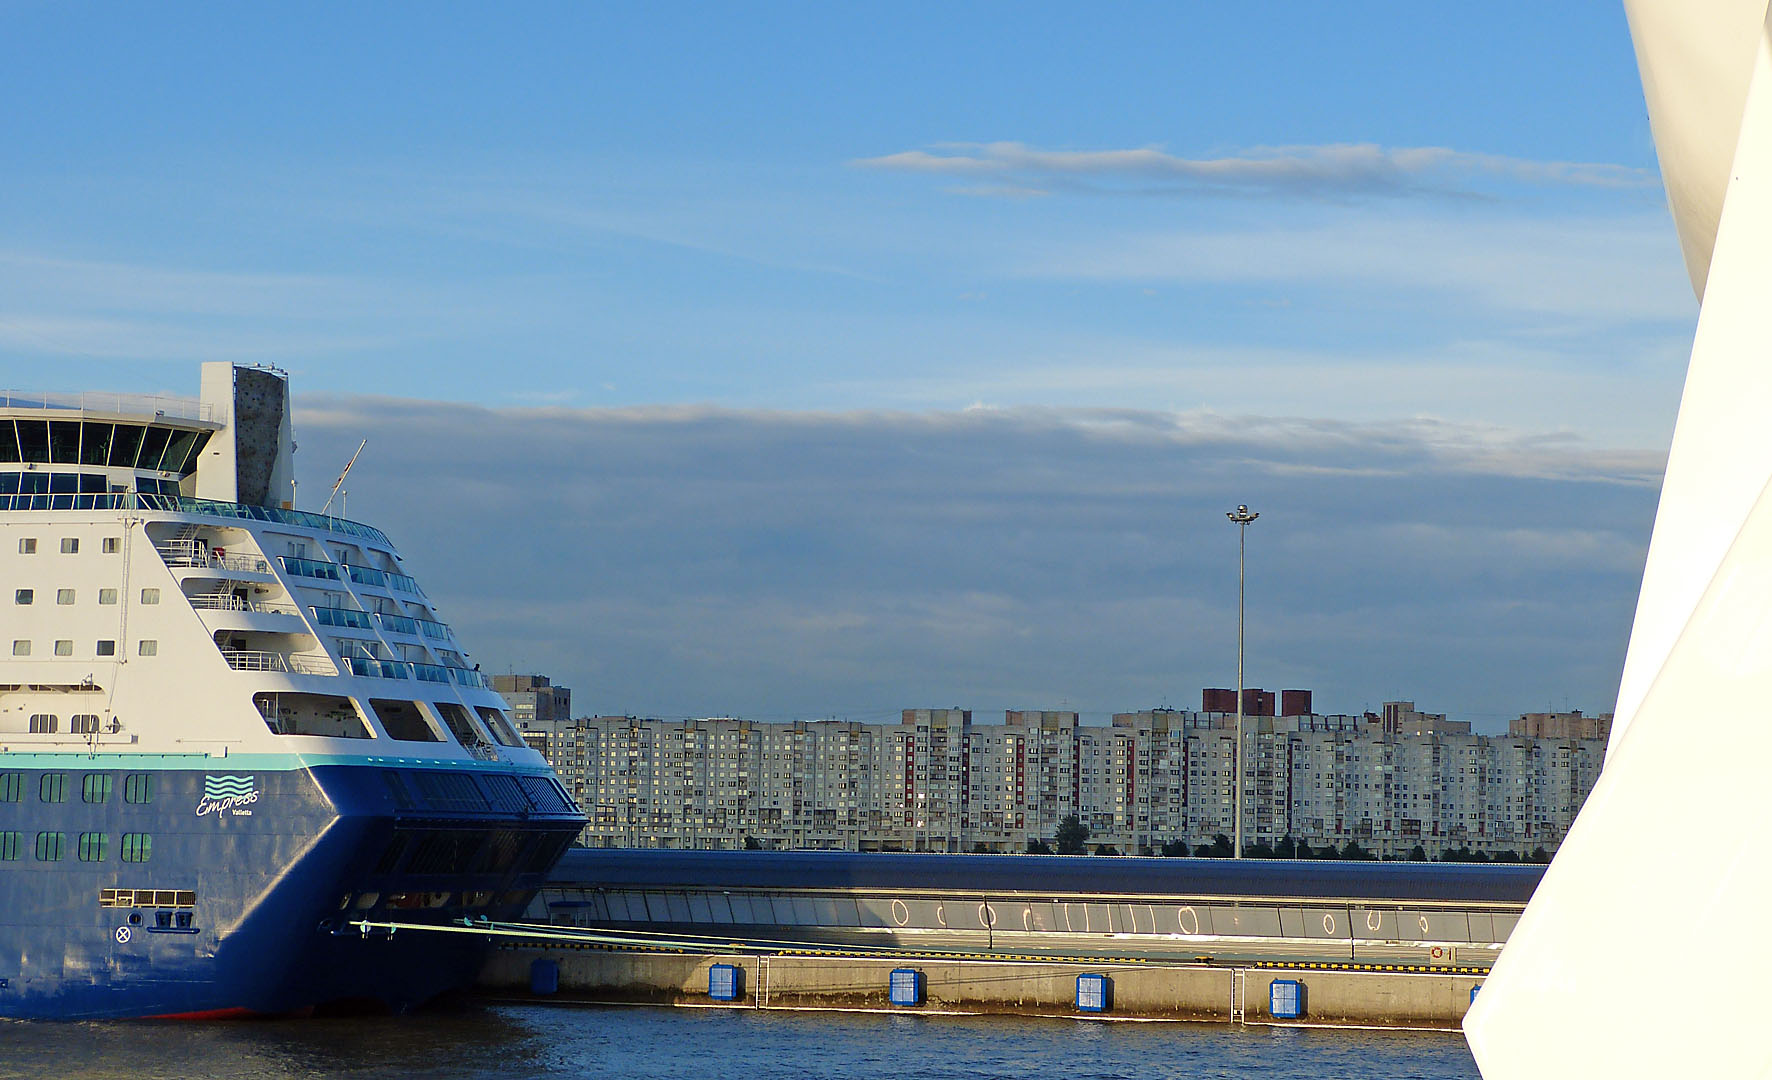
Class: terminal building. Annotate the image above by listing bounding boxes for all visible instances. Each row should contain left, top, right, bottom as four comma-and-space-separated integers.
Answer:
503, 679, 1609, 859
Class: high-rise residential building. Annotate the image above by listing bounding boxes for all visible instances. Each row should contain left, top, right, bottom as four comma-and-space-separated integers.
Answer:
516, 690, 1608, 859
494, 673, 572, 755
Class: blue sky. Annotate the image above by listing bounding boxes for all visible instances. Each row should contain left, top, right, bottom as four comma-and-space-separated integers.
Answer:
1, 4, 1690, 726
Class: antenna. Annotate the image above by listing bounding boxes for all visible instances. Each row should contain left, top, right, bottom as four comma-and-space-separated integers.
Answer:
319, 439, 367, 517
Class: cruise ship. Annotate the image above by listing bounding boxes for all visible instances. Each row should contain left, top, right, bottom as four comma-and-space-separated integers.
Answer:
0, 363, 586, 1019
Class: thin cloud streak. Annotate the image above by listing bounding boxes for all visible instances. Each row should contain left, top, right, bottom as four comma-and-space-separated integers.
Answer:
854, 141, 1655, 199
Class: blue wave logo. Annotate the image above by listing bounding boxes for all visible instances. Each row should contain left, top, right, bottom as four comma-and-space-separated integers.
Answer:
196, 775, 259, 818
203, 775, 255, 799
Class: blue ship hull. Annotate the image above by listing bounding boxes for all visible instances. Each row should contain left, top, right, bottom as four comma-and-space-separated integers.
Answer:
0, 760, 584, 1019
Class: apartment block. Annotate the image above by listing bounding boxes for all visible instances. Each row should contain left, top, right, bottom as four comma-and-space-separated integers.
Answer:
516, 693, 1610, 858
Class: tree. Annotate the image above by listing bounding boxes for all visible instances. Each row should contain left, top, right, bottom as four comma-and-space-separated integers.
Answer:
1160, 838, 1191, 857
1093, 843, 1120, 856
1408, 844, 1428, 862
1026, 839, 1054, 855
742, 835, 762, 851
1340, 840, 1372, 860
971, 842, 990, 854
1206, 834, 1234, 858
1055, 814, 1090, 855
1275, 835, 1297, 860
1292, 839, 1313, 859
1530, 846, 1551, 864
1246, 840, 1276, 859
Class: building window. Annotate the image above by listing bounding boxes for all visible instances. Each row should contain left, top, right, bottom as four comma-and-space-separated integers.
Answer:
28, 714, 56, 734
81, 774, 112, 803
140, 588, 159, 605
18, 537, 36, 554
12, 641, 28, 657
0, 831, 19, 861
103, 537, 121, 553
54, 640, 72, 656
34, 832, 64, 861
123, 774, 154, 804
56, 588, 75, 605
138, 640, 158, 656
120, 833, 152, 863
60, 538, 78, 554
14, 589, 31, 605
40, 773, 67, 802
77, 832, 107, 862
98, 588, 117, 605
96, 640, 115, 657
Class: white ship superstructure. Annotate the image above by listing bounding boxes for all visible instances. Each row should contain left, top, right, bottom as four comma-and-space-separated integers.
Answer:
0, 363, 585, 1019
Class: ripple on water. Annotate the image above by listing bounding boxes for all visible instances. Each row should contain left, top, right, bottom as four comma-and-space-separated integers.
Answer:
0, 1004, 1481, 1080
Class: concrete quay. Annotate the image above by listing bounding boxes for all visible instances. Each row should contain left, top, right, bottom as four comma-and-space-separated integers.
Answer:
479, 948, 1483, 1031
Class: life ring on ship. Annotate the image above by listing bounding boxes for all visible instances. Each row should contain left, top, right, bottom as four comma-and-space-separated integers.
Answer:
1429, 946, 1445, 960
212, 547, 226, 559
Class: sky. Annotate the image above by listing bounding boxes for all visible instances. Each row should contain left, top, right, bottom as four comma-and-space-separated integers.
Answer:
0, 4, 1693, 728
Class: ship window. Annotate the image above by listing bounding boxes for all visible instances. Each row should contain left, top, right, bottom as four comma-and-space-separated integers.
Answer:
59, 537, 78, 554
78, 422, 113, 466
77, 832, 107, 862
70, 715, 100, 735
124, 774, 155, 803
17, 537, 35, 554
0, 774, 19, 801
370, 699, 443, 743
0, 421, 15, 462
82, 774, 112, 803
161, 429, 199, 474
105, 424, 143, 467
0, 832, 19, 860
121, 833, 152, 863
14, 589, 31, 605
99, 588, 117, 605
476, 707, 526, 748
56, 589, 74, 605
102, 537, 120, 554
135, 426, 171, 470
155, 911, 172, 928
138, 640, 158, 656
40, 773, 67, 801
28, 714, 56, 734
15, 420, 47, 462
253, 692, 372, 739
96, 640, 115, 657
34, 832, 64, 861
140, 588, 160, 605
45, 420, 80, 463
53, 640, 72, 656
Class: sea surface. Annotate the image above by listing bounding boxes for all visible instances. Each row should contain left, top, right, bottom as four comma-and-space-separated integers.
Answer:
0, 1003, 1481, 1080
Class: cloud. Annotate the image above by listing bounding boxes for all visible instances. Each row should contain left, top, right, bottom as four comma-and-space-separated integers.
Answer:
295, 396, 1659, 728
854, 141, 1655, 199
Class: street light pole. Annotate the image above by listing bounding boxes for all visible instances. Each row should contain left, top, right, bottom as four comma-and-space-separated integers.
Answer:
1226, 503, 1258, 859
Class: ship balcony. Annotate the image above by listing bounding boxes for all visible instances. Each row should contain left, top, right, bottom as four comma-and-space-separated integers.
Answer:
191, 594, 306, 634
155, 537, 272, 573
220, 648, 337, 676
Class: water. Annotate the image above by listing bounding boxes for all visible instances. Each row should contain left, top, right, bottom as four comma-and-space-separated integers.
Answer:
0, 1004, 1481, 1080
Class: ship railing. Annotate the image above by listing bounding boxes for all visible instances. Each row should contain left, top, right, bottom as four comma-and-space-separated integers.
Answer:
154, 538, 273, 574
464, 741, 502, 762
187, 595, 300, 616
132, 493, 393, 548
343, 655, 410, 680
220, 649, 336, 676
0, 390, 213, 423
446, 666, 488, 688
